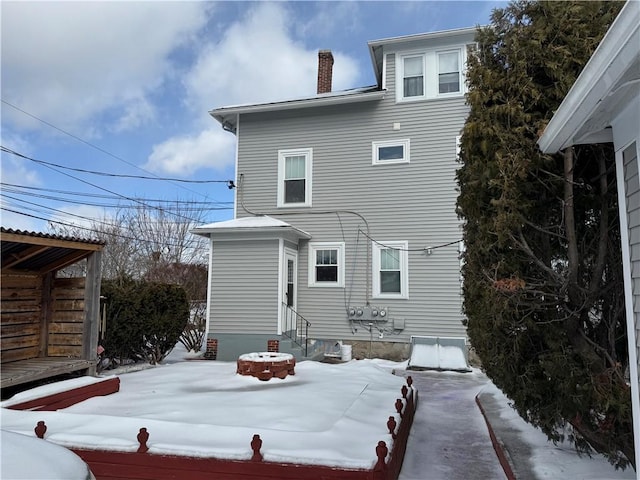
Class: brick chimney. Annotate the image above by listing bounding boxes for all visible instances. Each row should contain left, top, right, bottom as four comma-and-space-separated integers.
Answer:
317, 50, 334, 94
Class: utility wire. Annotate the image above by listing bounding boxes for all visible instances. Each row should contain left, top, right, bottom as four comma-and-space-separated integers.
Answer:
1, 183, 233, 206
0, 206, 208, 252
1, 146, 233, 184
1, 99, 228, 200
2, 147, 204, 223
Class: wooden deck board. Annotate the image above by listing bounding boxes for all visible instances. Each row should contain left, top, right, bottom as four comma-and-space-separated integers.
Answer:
1, 357, 95, 389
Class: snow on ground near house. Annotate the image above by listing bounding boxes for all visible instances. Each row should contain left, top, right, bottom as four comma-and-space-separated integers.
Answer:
0, 359, 408, 469
1, 344, 636, 480
480, 381, 637, 480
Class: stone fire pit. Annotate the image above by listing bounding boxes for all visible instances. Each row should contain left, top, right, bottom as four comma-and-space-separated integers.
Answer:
236, 352, 296, 381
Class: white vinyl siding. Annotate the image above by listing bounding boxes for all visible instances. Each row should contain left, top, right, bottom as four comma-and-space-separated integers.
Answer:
372, 241, 409, 299
277, 148, 312, 207
308, 242, 345, 287
372, 139, 410, 165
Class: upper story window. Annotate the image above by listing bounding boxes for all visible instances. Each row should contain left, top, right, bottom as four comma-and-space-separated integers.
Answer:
372, 139, 410, 165
403, 56, 424, 98
438, 51, 460, 94
372, 241, 409, 299
397, 47, 465, 102
277, 148, 312, 208
308, 242, 345, 287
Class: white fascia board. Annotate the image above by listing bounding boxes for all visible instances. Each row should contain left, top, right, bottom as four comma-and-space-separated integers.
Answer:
538, 1, 640, 153
209, 89, 385, 130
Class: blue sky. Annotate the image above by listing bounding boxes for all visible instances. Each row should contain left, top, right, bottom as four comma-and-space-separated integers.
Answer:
1, 1, 503, 234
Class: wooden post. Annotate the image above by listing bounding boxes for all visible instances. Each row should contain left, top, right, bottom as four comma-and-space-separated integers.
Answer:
250, 434, 263, 461
40, 272, 54, 357
83, 250, 102, 372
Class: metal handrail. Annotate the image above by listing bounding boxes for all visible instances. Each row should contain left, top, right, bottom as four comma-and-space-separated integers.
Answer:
281, 302, 311, 357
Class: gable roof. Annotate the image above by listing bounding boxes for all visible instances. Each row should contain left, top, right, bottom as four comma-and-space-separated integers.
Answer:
538, 0, 639, 152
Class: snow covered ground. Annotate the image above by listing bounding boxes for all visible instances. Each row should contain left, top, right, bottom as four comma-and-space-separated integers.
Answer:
1, 343, 636, 480
1, 356, 410, 471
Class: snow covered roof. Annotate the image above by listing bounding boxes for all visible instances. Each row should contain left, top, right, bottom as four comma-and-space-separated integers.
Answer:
191, 215, 311, 241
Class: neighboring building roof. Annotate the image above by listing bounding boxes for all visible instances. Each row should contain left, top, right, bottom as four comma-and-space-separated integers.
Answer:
1, 227, 104, 274
191, 215, 311, 241
209, 86, 384, 133
538, 0, 639, 153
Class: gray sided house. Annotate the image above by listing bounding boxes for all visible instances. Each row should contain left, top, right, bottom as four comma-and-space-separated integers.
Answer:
538, 0, 639, 468
193, 28, 476, 362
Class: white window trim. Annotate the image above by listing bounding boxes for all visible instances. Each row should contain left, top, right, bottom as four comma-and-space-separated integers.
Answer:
372, 240, 409, 299
308, 242, 345, 288
396, 47, 465, 102
277, 147, 313, 208
372, 139, 410, 165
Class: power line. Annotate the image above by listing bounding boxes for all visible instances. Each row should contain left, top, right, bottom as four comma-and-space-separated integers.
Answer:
1, 183, 233, 206
2, 146, 205, 223
1, 146, 233, 185
0, 99, 229, 200
0, 206, 208, 252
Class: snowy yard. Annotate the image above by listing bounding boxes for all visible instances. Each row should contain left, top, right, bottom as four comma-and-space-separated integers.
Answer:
1, 356, 410, 471
1, 345, 637, 480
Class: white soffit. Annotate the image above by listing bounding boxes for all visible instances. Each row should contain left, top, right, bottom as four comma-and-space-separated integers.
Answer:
538, 0, 640, 153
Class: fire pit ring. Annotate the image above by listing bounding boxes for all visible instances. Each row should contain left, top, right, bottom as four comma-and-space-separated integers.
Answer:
236, 352, 296, 381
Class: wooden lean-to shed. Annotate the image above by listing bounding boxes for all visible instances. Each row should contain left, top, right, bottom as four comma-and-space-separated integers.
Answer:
1, 228, 104, 389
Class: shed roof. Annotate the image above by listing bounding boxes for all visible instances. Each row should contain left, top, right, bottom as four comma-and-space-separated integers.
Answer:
1, 227, 105, 274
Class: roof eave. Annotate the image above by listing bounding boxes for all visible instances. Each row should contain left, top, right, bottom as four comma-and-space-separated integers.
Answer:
209, 89, 385, 131
538, 1, 640, 153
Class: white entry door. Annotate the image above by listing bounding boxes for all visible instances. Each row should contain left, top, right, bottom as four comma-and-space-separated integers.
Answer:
282, 249, 298, 336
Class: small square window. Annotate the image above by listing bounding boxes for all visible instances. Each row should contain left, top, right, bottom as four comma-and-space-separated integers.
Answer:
308, 242, 345, 287
372, 139, 410, 165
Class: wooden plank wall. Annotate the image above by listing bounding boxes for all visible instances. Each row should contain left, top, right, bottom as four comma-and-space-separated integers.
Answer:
49, 277, 86, 358
1, 274, 42, 363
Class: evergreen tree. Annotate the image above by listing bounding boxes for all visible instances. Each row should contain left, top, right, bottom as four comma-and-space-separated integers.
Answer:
457, 0, 632, 468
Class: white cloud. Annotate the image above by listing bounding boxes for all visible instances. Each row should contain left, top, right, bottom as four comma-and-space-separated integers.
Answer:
1, 2, 209, 136
145, 127, 236, 176
150, 2, 361, 177
184, 2, 360, 110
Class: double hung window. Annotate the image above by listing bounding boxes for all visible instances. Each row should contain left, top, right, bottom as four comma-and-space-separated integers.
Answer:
397, 47, 464, 101
372, 241, 408, 298
277, 148, 312, 207
438, 51, 461, 94
308, 242, 344, 287
403, 56, 424, 98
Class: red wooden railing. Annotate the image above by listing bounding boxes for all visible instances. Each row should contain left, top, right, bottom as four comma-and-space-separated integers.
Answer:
27, 377, 417, 480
